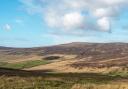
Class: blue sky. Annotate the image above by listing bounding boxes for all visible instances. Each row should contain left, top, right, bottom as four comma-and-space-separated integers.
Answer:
0, 0, 128, 47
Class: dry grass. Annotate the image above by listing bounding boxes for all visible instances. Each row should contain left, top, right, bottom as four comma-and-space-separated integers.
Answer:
26, 58, 128, 77
0, 67, 127, 89
6, 56, 42, 63
0, 73, 127, 89
72, 83, 128, 89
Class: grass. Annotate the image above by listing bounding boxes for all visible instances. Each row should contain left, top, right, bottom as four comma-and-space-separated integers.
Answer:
107, 67, 128, 77
0, 60, 49, 69
0, 76, 72, 89
0, 72, 127, 89
0, 62, 8, 66
0, 67, 127, 89
0, 61, 128, 89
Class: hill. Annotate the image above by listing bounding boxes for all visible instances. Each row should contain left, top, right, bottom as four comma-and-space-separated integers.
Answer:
0, 42, 128, 73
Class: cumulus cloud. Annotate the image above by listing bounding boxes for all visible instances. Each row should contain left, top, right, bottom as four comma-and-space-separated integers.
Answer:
97, 17, 110, 31
63, 12, 84, 30
3, 24, 11, 30
93, 8, 117, 18
20, 0, 128, 33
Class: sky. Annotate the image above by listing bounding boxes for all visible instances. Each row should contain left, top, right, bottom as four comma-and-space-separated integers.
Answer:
0, 0, 128, 47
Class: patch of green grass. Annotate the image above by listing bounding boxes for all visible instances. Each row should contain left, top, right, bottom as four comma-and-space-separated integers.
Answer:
1, 60, 49, 69
107, 68, 128, 77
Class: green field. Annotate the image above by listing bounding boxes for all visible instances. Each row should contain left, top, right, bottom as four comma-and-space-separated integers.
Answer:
0, 60, 49, 69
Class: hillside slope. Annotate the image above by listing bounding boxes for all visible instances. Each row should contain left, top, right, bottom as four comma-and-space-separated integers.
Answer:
0, 42, 128, 73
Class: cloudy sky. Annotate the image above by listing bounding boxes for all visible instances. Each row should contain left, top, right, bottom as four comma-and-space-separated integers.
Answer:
0, 0, 128, 47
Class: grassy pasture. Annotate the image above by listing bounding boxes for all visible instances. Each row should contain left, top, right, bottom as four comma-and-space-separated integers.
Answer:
0, 60, 49, 69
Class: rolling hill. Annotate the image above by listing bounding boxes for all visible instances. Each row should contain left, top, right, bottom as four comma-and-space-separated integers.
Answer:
0, 42, 128, 73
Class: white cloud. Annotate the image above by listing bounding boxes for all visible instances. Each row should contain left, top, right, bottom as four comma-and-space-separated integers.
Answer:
63, 12, 84, 29
3, 24, 11, 30
45, 10, 62, 28
45, 11, 84, 30
93, 8, 117, 18
20, 0, 128, 33
97, 17, 110, 31
102, 0, 127, 5
93, 8, 108, 18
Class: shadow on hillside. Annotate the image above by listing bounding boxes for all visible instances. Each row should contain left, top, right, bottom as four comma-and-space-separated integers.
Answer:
0, 67, 126, 82
0, 67, 54, 77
